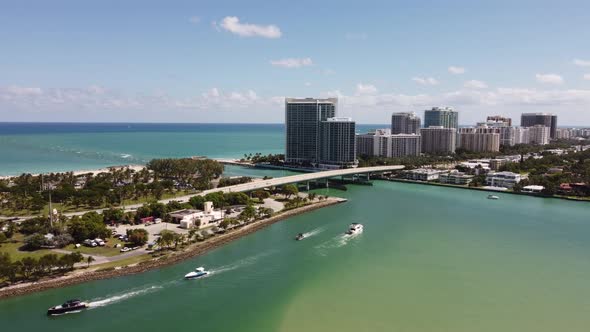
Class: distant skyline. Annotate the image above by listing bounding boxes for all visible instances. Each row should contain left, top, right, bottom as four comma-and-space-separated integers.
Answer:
1, 0, 590, 125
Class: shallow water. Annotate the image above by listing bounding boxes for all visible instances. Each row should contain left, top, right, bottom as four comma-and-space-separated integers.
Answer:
1, 180, 589, 331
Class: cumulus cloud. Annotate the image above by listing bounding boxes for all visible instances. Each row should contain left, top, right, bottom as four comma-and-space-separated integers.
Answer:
219, 16, 281, 38
355, 83, 378, 95
189, 16, 200, 24
464, 80, 488, 89
535, 73, 564, 84
3, 84, 590, 123
412, 77, 439, 86
448, 66, 466, 74
573, 58, 590, 67
270, 57, 313, 68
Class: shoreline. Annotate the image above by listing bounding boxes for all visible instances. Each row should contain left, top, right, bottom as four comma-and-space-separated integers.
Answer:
0, 164, 146, 180
0, 197, 345, 300
383, 178, 590, 203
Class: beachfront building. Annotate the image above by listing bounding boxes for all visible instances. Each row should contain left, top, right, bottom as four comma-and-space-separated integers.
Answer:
356, 129, 421, 158
439, 170, 474, 185
420, 126, 456, 154
169, 202, 223, 229
521, 112, 557, 138
485, 171, 528, 189
318, 117, 357, 168
403, 168, 446, 181
285, 98, 336, 165
486, 115, 512, 126
285, 98, 357, 168
528, 125, 550, 145
424, 107, 459, 129
391, 112, 421, 134
457, 127, 500, 152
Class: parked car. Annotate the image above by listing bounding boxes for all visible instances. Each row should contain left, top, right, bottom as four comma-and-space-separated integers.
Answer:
83, 239, 97, 247
120, 247, 130, 252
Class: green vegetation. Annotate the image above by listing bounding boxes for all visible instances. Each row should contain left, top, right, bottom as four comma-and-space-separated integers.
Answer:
0, 251, 83, 283
218, 176, 252, 187
0, 158, 224, 217
240, 153, 284, 165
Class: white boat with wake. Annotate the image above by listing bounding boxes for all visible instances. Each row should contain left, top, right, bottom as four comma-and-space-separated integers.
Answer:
345, 223, 363, 235
184, 267, 210, 279
487, 195, 499, 200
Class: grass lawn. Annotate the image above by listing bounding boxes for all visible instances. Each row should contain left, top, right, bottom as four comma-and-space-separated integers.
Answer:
0, 191, 195, 217
62, 237, 126, 257
0, 234, 62, 262
92, 254, 152, 270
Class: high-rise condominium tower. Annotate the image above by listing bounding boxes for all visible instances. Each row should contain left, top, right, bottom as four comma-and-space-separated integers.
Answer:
521, 113, 557, 139
424, 107, 459, 129
391, 112, 421, 134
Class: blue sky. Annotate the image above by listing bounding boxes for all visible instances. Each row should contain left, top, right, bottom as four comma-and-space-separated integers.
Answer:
1, 0, 590, 125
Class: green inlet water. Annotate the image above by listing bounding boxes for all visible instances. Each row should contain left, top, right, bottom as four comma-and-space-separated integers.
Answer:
1, 181, 589, 331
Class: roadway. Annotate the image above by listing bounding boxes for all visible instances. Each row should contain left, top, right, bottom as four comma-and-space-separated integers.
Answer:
4, 165, 404, 218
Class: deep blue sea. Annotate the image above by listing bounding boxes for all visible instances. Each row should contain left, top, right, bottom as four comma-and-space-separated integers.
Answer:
0, 123, 386, 176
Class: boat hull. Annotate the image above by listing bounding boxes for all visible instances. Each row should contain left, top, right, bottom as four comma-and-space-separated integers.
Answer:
47, 304, 88, 316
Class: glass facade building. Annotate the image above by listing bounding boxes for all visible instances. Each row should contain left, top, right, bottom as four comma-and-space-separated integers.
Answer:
424, 107, 459, 129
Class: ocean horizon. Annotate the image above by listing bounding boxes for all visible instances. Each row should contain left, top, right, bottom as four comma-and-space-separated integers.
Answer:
0, 122, 391, 176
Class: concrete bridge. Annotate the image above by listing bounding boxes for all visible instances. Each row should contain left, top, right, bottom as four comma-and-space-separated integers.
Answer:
2, 165, 404, 219
159, 165, 405, 204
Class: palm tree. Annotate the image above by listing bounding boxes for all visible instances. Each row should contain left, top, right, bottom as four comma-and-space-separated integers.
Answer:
86, 256, 95, 267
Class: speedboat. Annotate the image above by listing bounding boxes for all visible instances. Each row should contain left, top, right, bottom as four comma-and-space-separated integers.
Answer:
487, 195, 499, 200
184, 267, 210, 279
345, 223, 364, 235
295, 233, 306, 241
47, 299, 89, 316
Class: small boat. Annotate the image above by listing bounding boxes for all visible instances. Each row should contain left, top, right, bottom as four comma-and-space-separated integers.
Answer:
345, 223, 364, 235
47, 299, 89, 316
295, 233, 306, 241
184, 267, 210, 279
487, 195, 499, 200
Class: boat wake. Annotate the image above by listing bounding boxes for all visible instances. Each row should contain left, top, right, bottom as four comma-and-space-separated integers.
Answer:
87, 285, 163, 309
314, 233, 361, 256
209, 250, 276, 276
302, 227, 324, 239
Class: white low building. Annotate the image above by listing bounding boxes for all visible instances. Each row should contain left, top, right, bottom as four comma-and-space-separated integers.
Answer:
522, 185, 544, 193
485, 171, 528, 189
404, 168, 447, 181
169, 201, 223, 229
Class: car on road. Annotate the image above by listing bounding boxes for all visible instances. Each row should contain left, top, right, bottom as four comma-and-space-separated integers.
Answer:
120, 247, 130, 253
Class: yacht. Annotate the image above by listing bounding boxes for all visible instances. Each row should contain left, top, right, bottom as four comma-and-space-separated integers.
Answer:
487, 195, 499, 200
295, 233, 306, 241
47, 299, 89, 316
345, 223, 364, 235
184, 267, 210, 279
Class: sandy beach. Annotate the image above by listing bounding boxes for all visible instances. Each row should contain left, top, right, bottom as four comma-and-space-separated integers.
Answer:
0, 164, 146, 180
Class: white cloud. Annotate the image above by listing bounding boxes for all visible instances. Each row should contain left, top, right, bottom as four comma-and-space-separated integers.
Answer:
3, 84, 590, 124
345, 32, 368, 40
412, 77, 439, 86
355, 83, 378, 95
573, 58, 590, 67
305, 82, 312, 86
270, 57, 313, 68
535, 73, 564, 84
219, 16, 281, 38
464, 80, 488, 89
448, 66, 466, 74
189, 16, 200, 24
584, 74, 590, 81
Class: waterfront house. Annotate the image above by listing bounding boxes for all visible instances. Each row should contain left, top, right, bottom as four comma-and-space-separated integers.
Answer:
485, 171, 528, 189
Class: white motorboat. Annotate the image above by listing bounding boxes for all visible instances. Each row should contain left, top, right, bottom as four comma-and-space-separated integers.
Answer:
345, 223, 363, 235
184, 267, 210, 279
487, 195, 499, 200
